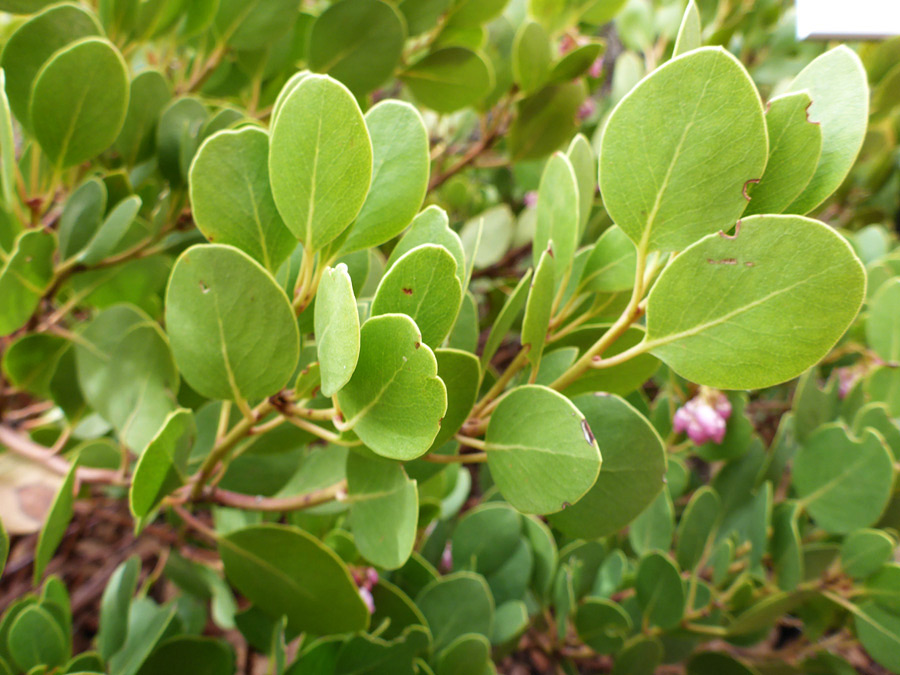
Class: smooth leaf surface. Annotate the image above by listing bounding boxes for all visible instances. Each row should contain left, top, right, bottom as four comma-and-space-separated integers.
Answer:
600, 47, 767, 253
269, 74, 372, 250
645, 215, 865, 389
336, 314, 447, 460
387, 206, 466, 289
0, 230, 56, 335
166, 244, 299, 402
635, 552, 685, 629
866, 279, 900, 364
189, 127, 295, 272
429, 349, 480, 451
130, 409, 196, 520
315, 264, 361, 397
521, 247, 555, 374
33, 456, 78, 585
485, 385, 601, 514
400, 47, 492, 113
533, 152, 579, 274
415, 572, 494, 652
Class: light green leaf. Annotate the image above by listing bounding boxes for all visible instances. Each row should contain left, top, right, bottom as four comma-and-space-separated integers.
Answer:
485, 384, 601, 514
130, 409, 196, 521
549, 393, 665, 538
509, 81, 586, 161
315, 263, 360, 397
213, 0, 299, 50
636, 552, 684, 629
841, 529, 895, 580
347, 452, 418, 570
579, 225, 636, 293
793, 424, 894, 534
8, 606, 67, 672
566, 134, 595, 236
533, 152, 579, 275
644, 215, 865, 389
744, 92, 822, 216
75, 305, 178, 450
371, 244, 462, 348
0, 229, 56, 335
0, 3, 101, 131
114, 69, 171, 167
166, 244, 300, 402
0, 70, 18, 219
78, 195, 142, 266
629, 490, 675, 556
548, 43, 603, 84
512, 21, 550, 94
867, 279, 900, 364
400, 47, 493, 113
430, 349, 480, 450
600, 47, 767, 253
341, 101, 430, 254
575, 598, 631, 654
219, 523, 369, 635
336, 314, 447, 460
108, 598, 177, 675
672, 0, 700, 57
786, 46, 869, 214
30, 37, 129, 168
308, 0, 406, 97
387, 206, 466, 289
58, 178, 106, 261
521, 247, 555, 374
675, 486, 720, 570
481, 270, 532, 370
415, 572, 494, 652
33, 456, 78, 585
269, 74, 373, 251
189, 127, 295, 273
2, 334, 68, 400
853, 601, 900, 673
97, 556, 141, 661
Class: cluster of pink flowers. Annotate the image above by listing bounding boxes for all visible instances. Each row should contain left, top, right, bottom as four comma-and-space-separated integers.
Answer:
352, 567, 379, 614
673, 388, 732, 445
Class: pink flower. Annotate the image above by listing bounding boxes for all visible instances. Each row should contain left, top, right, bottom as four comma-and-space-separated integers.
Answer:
589, 57, 603, 79
578, 98, 596, 120
440, 542, 453, 572
353, 566, 379, 613
359, 587, 375, 614
523, 191, 538, 208
673, 389, 732, 445
836, 367, 862, 399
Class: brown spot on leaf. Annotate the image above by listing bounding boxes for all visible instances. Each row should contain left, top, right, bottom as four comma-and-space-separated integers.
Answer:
719, 221, 741, 239
707, 258, 738, 265
581, 419, 595, 445
742, 178, 760, 201
414, 342, 420, 349
402, 287, 413, 295
745, 261, 756, 267
199, 281, 210, 293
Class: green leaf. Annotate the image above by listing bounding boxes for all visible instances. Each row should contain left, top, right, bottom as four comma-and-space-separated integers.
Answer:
108, 598, 177, 675
644, 215, 865, 389
509, 81, 586, 161
853, 601, 900, 673
336, 314, 447, 460
575, 598, 632, 654
308, 0, 406, 97
771, 501, 803, 591
189, 127, 295, 273
0, 229, 56, 335
97, 556, 141, 660
430, 349, 480, 451
219, 523, 369, 635
0, 70, 18, 219
436, 633, 491, 675
400, 47, 493, 113
687, 652, 759, 675
135, 636, 233, 675
30, 37, 129, 168
534, 152, 579, 275
0, 3, 101, 131
387, 206, 466, 289
451, 502, 522, 575
371, 245, 463, 348
57, 178, 106, 261
33, 456, 78, 585
785, 46, 869, 214
579, 225, 637, 293
866, 564, 900, 612
340, 101, 430, 254
549, 393, 665, 538
867, 279, 900, 364
635, 552, 685, 629
610, 636, 662, 675
521, 247, 555, 375
269, 74, 372, 251
114, 69, 171, 166
8, 605, 67, 672
841, 529, 895, 580
549, 43, 603, 84
744, 92, 822, 216
512, 21, 551, 94
213, 0, 299, 51
793, 424, 894, 534
2, 333, 68, 398
600, 47, 767, 253
130, 409, 196, 521
485, 384, 601, 514
675, 485, 720, 570
315, 264, 361, 397
156, 97, 208, 187
347, 451, 418, 569
415, 572, 494, 652
566, 134, 595, 236
672, 0, 701, 57
78, 195, 142, 266
371, 578, 429, 641
166, 244, 300, 402
629, 490, 675, 556
481, 269, 532, 370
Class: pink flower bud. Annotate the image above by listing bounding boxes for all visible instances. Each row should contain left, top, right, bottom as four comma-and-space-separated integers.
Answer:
578, 98, 596, 120
441, 542, 453, 572
837, 367, 862, 399
359, 586, 375, 614
589, 57, 603, 79
523, 191, 538, 208
673, 389, 730, 445
365, 567, 379, 588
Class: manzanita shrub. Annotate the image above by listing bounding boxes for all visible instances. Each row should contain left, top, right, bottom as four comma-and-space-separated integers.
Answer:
0, 0, 897, 673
